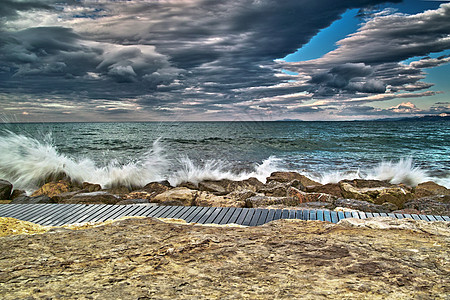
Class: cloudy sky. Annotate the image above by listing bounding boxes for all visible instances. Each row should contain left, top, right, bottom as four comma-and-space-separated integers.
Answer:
1, 0, 449, 122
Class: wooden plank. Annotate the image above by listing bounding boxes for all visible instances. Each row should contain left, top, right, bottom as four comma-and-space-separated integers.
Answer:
273, 209, 283, 221
127, 204, 157, 217
235, 208, 250, 225
242, 209, 256, 226
302, 210, 309, 221
159, 206, 183, 219
418, 214, 428, 221
316, 210, 324, 221
130, 204, 160, 218
295, 210, 303, 219
379, 213, 388, 217
196, 207, 218, 224
358, 211, 367, 219
11, 204, 54, 221
426, 215, 437, 221
265, 209, 276, 223
411, 214, 421, 221
226, 208, 244, 224
29, 204, 75, 224
394, 213, 404, 219
248, 209, 263, 226
330, 211, 338, 223
104, 205, 141, 221
309, 210, 317, 221
281, 209, 290, 219
0, 204, 34, 216
69, 204, 110, 224
256, 209, 270, 226
323, 210, 332, 223
365, 212, 374, 218
442, 216, 450, 222
183, 207, 205, 223
151, 206, 175, 218
176, 206, 198, 220
168, 206, 190, 219
344, 211, 353, 219
403, 214, 412, 220
434, 215, 445, 221
189, 207, 212, 223
387, 213, 396, 219
53, 205, 98, 226
204, 207, 224, 224
212, 207, 231, 224
372, 213, 381, 218
351, 211, 360, 219
337, 211, 345, 221
146, 205, 167, 218
85, 205, 119, 222
40, 205, 89, 226
62, 205, 104, 225
288, 210, 296, 220
219, 207, 237, 224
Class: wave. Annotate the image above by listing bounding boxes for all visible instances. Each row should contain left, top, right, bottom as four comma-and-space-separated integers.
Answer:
0, 131, 448, 194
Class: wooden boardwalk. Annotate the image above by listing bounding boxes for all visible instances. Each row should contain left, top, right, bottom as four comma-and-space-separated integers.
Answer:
0, 204, 448, 226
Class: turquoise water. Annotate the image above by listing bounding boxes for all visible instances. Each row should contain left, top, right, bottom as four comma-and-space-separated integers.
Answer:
0, 121, 449, 191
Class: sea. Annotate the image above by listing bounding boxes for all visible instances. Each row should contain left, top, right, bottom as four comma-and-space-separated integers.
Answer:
0, 121, 448, 193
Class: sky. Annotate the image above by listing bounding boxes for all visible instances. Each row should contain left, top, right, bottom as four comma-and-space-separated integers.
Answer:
0, 0, 449, 122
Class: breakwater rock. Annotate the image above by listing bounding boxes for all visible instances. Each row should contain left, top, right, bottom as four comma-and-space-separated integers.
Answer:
0, 217, 449, 299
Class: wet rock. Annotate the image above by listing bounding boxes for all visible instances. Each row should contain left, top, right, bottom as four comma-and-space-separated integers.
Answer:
339, 180, 413, 208
0, 179, 13, 200
51, 191, 83, 203
245, 195, 298, 208
10, 195, 54, 204
116, 199, 152, 205
403, 195, 450, 216
194, 192, 243, 207
62, 191, 121, 205
305, 183, 343, 198
226, 189, 256, 202
287, 186, 337, 204
177, 181, 198, 189
258, 181, 288, 197
31, 180, 72, 198
0, 217, 448, 299
82, 182, 102, 193
141, 182, 170, 195
266, 171, 320, 187
334, 198, 398, 213
105, 186, 131, 195
10, 189, 26, 200
414, 181, 450, 198
197, 177, 264, 195
152, 187, 198, 206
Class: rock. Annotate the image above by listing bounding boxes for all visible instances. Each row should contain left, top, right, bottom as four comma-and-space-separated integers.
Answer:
334, 199, 397, 213
152, 187, 198, 206
287, 186, 337, 204
226, 189, 256, 202
403, 195, 450, 216
51, 191, 84, 203
414, 181, 450, 198
339, 180, 413, 208
82, 182, 102, 193
194, 192, 244, 207
266, 172, 320, 187
245, 195, 298, 208
258, 181, 288, 197
197, 177, 264, 195
141, 182, 170, 195
297, 201, 335, 209
0, 217, 449, 299
31, 180, 72, 198
0, 179, 13, 200
10, 189, 26, 200
105, 186, 131, 195
392, 208, 422, 215
62, 191, 121, 205
177, 181, 198, 189
10, 195, 55, 204
305, 183, 343, 198
116, 199, 152, 205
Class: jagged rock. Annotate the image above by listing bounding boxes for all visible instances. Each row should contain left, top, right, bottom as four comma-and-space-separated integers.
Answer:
31, 180, 73, 198
334, 198, 398, 213
10, 195, 54, 204
177, 181, 198, 189
258, 181, 288, 197
414, 181, 450, 198
51, 191, 84, 203
10, 189, 26, 200
194, 192, 244, 207
105, 186, 131, 195
82, 182, 102, 192
339, 180, 413, 208
62, 191, 121, 205
141, 182, 170, 195
226, 189, 256, 202
403, 195, 450, 216
0, 217, 448, 299
287, 186, 337, 204
0, 179, 13, 200
152, 187, 198, 206
266, 171, 320, 187
392, 208, 422, 215
245, 195, 298, 208
116, 199, 152, 205
298, 201, 335, 209
197, 177, 264, 195
305, 183, 343, 198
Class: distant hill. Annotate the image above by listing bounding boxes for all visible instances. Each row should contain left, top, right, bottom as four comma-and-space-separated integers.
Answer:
373, 114, 450, 122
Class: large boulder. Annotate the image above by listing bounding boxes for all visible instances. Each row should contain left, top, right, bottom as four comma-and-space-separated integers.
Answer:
197, 177, 264, 195
334, 199, 398, 213
62, 191, 121, 205
31, 180, 73, 198
403, 195, 450, 216
287, 187, 337, 205
0, 179, 13, 200
82, 182, 102, 193
414, 181, 450, 198
305, 183, 343, 198
266, 172, 320, 187
152, 187, 198, 206
194, 192, 244, 207
10, 195, 55, 204
245, 195, 298, 208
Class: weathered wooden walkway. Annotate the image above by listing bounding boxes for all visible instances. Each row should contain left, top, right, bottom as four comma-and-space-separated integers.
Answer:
0, 204, 448, 226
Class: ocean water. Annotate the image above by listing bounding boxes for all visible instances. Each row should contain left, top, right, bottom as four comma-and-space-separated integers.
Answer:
0, 121, 448, 192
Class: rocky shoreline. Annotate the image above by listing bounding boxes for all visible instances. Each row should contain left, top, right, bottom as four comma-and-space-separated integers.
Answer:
1, 171, 449, 216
